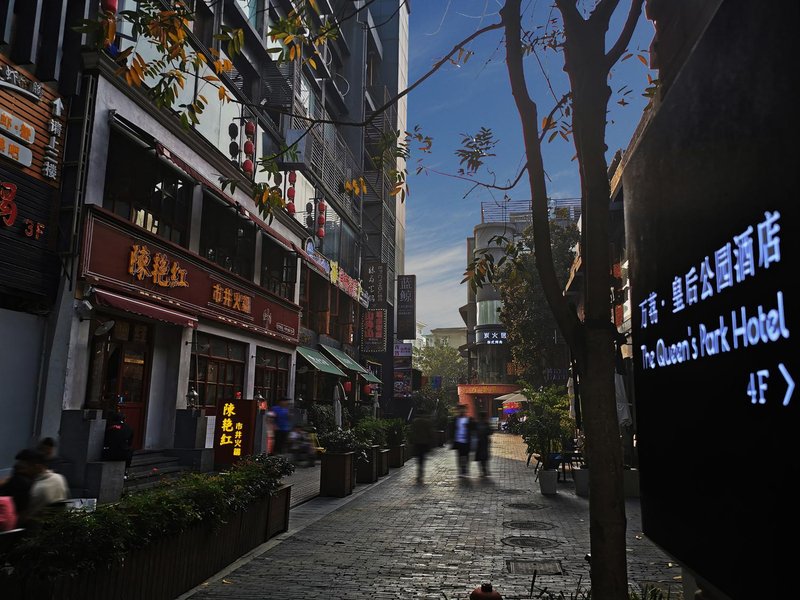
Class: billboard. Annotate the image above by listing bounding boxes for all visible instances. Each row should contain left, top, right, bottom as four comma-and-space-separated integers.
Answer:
625, 4, 794, 596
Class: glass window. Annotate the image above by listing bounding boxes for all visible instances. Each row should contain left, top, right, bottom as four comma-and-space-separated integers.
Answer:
189, 333, 246, 408
199, 193, 256, 278
254, 347, 289, 407
104, 132, 192, 246
477, 300, 503, 326
260, 234, 296, 300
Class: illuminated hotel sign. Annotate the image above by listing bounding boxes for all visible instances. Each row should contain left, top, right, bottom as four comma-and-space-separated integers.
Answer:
636, 211, 792, 406
625, 22, 795, 597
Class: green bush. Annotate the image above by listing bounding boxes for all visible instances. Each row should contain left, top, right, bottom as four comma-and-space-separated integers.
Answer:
318, 428, 371, 462
307, 403, 335, 435
518, 386, 574, 469
384, 418, 407, 446
0, 455, 294, 579
353, 417, 388, 447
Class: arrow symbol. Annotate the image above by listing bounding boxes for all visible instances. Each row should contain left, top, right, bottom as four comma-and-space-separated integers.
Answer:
778, 363, 794, 406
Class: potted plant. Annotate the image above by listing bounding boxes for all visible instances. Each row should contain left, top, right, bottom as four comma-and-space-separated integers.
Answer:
353, 418, 386, 483
318, 428, 363, 497
384, 418, 407, 468
519, 386, 574, 496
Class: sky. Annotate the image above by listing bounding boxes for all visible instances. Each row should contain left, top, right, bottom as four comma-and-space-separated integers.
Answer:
403, 1, 656, 332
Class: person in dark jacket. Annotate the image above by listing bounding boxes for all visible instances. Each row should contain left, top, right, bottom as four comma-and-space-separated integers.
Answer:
473, 411, 493, 477
0, 449, 35, 516
449, 404, 475, 478
102, 412, 134, 475
409, 412, 435, 483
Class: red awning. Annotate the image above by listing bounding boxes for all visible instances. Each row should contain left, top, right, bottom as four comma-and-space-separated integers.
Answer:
93, 289, 198, 329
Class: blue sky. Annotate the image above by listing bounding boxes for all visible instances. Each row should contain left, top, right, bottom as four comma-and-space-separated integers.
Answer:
404, 1, 655, 331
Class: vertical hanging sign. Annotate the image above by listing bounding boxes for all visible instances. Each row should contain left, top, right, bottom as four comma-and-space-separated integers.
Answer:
396, 274, 416, 340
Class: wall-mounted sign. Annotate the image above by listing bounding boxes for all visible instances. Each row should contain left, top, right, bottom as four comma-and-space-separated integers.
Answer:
213, 398, 257, 465
0, 56, 65, 186
0, 167, 57, 299
304, 238, 331, 276
625, 11, 794, 596
393, 342, 412, 357
81, 209, 300, 344
361, 308, 387, 353
362, 261, 387, 305
476, 328, 508, 345
330, 260, 363, 303
396, 274, 416, 340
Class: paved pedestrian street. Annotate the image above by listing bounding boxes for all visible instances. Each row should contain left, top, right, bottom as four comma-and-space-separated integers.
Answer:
180, 435, 681, 600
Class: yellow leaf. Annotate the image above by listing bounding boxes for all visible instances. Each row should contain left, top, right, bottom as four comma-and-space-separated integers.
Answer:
285, 34, 295, 46
390, 185, 403, 196
637, 54, 648, 66
289, 44, 296, 62
308, 57, 317, 69
343, 180, 352, 193
218, 86, 227, 101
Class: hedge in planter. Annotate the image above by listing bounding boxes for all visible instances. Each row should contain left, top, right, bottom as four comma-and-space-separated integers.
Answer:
318, 429, 368, 497
0, 455, 294, 598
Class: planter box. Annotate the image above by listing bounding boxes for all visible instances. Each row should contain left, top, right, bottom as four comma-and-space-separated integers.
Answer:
320, 451, 355, 497
377, 449, 390, 476
623, 468, 640, 497
356, 445, 379, 484
1, 485, 292, 600
538, 469, 559, 495
387, 444, 405, 468
573, 468, 590, 497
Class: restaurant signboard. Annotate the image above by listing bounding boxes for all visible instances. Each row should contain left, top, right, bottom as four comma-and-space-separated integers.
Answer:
81, 209, 300, 344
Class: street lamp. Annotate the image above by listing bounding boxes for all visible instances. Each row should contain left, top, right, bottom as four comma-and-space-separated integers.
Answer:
186, 386, 199, 410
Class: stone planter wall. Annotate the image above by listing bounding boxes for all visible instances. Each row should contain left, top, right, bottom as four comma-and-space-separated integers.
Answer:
1, 485, 292, 600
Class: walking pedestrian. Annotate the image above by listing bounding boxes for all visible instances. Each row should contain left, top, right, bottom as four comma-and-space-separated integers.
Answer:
474, 411, 493, 477
409, 412, 435, 483
449, 404, 474, 477
15, 449, 68, 525
272, 398, 292, 455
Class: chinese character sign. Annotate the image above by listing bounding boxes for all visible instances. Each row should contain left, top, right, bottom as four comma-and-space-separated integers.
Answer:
361, 308, 387, 353
362, 261, 387, 305
396, 274, 416, 340
213, 398, 257, 465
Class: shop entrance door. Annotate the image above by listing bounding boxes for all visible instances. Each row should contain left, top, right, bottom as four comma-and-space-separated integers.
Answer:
86, 319, 151, 449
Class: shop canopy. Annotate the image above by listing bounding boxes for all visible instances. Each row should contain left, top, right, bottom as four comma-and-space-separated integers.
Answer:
296, 346, 346, 377
359, 371, 381, 384
93, 288, 198, 329
320, 344, 369, 374
495, 392, 527, 403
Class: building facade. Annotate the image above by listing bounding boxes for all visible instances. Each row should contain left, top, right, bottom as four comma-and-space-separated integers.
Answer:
0, 1, 407, 494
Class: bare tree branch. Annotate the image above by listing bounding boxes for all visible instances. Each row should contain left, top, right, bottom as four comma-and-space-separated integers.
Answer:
590, 0, 621, 25
605, 0, 644, 69
501, 0, 580, 349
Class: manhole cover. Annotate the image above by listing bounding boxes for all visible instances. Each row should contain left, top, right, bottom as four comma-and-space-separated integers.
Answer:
501, 536, 559, 549
499, 489, 528, 495
507, 559, 563, 575
506, 502, 546, 510
502, 521, 554, 530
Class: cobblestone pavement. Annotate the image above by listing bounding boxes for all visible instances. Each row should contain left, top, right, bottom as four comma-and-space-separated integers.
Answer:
180, 435, 682, 600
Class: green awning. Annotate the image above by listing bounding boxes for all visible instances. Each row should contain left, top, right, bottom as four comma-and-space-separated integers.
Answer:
320, 344, 368, 374
296, 346, 346, 377
360, 371, 381, 384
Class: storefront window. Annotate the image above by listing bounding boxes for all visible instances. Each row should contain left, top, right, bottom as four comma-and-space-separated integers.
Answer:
254, 347, 289, 406
189, 332, 246, 409
260, 234, 296, 300
199, 194, 256, 278
104, 132, 192, 246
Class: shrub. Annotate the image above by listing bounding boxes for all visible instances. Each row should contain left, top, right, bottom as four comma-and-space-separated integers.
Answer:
518, 386, 574, 469
384, 418, 407, 446
353, 417, 387, 447
307, 403, 335, 435
318, 428, 370, 462
0, 455, 294, 579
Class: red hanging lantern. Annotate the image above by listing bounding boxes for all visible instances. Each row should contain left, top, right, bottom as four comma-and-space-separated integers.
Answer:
243, 139, 255, 156
343, 381, 352, 393
245, 120, 256, 136
363, 384, 373, 395
288, 170, 297, 184
317, 227, 326, 238
317, 214, 326, 226
242, 159, 254, 174
286, 187, 296, 200
286, 202, 296, 215
102, 0, 118, 13
317, 201, 326, 213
